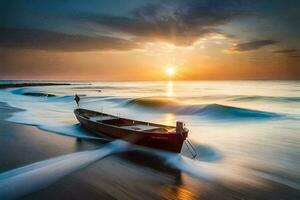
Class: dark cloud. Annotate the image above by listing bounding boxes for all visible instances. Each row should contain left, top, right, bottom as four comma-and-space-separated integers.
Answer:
289, 55, 300, 59
131, 3, 165, 19
230, 40, 279, 52
0, 28, 138, 51
0, 0, 299, 53
273, 49, 298, 54
72, 0, 247, 45
273, 48, 300, 59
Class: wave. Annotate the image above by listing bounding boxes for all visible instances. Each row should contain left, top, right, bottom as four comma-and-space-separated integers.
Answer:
126, 97, 178, 107
229, 95, 300, 103
72, 85, 137, 91
45, 95, 75, 102
126, 97, 281, 120
11, 88, 57, 98
127, 145, 217, 181
148, 151, 216, 181
0, 140, 129, 200
6, 111, 105, 140
22, 92, 56, 97
195, 104, 280, 119
181, 142, 222, 162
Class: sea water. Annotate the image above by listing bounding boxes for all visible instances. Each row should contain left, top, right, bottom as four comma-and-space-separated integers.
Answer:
0, 81, 299, 196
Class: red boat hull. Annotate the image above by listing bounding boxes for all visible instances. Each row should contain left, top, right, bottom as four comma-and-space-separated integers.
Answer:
74, 109, 185, 153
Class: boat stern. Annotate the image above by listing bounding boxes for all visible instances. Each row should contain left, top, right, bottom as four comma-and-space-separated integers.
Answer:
176, 121, 188, 140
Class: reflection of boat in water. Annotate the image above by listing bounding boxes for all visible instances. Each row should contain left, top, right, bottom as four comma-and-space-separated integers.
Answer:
74, 108, 189, 152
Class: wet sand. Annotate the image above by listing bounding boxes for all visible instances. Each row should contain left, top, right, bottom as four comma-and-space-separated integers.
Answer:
0, 102, 299, 200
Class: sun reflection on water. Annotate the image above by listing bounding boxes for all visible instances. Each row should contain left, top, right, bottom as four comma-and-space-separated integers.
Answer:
162, 112, 175, 125
166, 81, 173, 97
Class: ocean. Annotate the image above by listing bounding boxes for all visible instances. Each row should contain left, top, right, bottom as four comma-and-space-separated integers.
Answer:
0, 80, 299, 199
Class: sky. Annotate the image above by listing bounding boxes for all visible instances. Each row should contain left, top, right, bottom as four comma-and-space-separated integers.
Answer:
0, 0, 299, 80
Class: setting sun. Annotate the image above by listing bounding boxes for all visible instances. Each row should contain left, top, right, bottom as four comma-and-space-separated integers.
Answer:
165, 66, 175, 76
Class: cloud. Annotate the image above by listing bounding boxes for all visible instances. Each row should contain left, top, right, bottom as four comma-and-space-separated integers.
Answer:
273, 49, 298, 54
229, 40, 279, 52
273, 48, 300, 59
0, 28, 138, 51
72, 0, 247, 46
290, 55, 300, 58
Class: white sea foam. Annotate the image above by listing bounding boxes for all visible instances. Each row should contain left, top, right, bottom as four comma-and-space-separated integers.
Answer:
0, 87, 102, 140
163, 153, 215, 181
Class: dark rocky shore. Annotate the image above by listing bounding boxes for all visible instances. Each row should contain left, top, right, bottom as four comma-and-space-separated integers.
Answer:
0, 82, 71, 89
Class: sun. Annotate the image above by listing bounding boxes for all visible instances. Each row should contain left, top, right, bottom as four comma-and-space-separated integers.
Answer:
165, 66, 175, 76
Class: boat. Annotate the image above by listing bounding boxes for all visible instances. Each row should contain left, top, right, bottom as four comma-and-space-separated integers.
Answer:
74, 108, 189, 152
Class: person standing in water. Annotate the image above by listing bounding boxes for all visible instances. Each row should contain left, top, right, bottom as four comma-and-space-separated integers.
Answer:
74, 94, 80, 107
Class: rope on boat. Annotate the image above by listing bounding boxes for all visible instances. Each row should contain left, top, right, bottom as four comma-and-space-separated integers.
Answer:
185, 139, 198, 158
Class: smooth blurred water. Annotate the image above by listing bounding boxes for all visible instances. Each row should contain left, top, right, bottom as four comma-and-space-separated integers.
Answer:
0, 81, 299, 191
0, 140, 129, 200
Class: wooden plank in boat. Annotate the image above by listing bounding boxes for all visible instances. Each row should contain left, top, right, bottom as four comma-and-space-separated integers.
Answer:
121, 124, 160, 131
90, 115, 117, 122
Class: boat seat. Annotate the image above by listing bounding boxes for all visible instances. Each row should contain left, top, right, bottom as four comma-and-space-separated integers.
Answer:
121, 124, 160, 131
90, 115, 117, 122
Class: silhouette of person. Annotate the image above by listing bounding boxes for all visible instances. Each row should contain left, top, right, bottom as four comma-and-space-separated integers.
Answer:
74, 94, 80, 107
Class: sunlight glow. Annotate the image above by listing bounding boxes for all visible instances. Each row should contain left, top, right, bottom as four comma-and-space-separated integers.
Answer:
165, 66, 175, 76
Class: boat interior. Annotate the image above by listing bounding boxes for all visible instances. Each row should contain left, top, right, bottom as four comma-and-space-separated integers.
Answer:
78, 110, 175, 133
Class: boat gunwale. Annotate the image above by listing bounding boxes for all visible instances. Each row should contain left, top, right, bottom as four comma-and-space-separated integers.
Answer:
74, 108, 177, 135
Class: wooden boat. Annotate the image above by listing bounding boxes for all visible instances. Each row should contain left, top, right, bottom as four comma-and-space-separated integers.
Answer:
74, 108, 189, 152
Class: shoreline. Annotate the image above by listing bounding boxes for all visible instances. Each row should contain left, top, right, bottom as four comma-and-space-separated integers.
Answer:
0, 102, 299, 200
0, 102, 96, 172
0, 102, 187, 199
